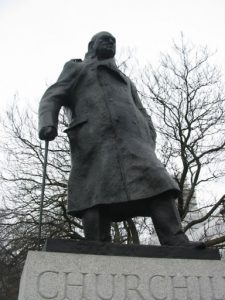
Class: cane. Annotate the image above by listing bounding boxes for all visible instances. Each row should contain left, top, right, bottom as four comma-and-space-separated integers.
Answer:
38, 140, 49, 251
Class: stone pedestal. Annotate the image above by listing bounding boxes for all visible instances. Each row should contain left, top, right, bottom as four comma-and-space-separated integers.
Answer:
18, 241, 225, 300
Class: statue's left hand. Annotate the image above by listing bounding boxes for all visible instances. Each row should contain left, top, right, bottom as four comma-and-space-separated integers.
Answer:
39, 126, 57, 141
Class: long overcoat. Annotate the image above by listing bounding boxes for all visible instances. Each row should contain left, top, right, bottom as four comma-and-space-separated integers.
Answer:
39, 58, 179, 219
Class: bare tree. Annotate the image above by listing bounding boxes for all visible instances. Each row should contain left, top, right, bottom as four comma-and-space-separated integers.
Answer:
0, 104, 83, 299
141, 35, 225, 249
0, 102, 142, 298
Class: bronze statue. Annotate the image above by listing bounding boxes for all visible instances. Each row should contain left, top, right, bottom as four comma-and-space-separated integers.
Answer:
39, 32, 204, 248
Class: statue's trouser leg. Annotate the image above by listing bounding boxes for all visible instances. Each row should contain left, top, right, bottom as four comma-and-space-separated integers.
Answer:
149, 194, 189, 246
82, 207, 112, 242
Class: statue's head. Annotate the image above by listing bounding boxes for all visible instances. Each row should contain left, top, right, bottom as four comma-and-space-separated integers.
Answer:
85, 31, 116, 60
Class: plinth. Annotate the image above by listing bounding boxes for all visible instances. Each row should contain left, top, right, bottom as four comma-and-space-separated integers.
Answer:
18, 239, 224, 300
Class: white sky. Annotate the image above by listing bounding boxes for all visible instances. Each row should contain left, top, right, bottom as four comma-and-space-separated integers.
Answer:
1, 0, 225, 110
0, 0, 225, 202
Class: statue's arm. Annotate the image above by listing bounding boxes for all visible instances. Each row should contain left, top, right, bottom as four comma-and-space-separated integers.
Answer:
38, 60, 80, 140
131, 82, 157, 144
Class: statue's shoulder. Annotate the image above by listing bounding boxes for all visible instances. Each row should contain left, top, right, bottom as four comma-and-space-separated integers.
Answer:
70, 58, 83, 63
64, 58, 83, 68
117, 67, 130, 81
61, 59, 84, 76
57, 59, 83, 81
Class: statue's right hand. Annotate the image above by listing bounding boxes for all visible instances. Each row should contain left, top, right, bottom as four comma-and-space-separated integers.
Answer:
39, 126, 57, 141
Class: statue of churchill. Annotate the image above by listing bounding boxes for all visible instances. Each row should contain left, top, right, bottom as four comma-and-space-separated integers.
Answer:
39, 31, 204, 248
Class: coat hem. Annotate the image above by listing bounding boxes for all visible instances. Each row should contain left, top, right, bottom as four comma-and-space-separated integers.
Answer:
67, 188, 180, 220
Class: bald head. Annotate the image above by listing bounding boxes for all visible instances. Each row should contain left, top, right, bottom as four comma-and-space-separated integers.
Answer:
86, 31, 116, 60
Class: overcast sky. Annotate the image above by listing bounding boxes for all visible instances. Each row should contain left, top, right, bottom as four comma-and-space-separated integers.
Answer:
0, 0, 225, 201
1, 0, 225, 110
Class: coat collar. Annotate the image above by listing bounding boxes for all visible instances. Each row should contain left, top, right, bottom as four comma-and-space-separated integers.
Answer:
83, 58, 128, 85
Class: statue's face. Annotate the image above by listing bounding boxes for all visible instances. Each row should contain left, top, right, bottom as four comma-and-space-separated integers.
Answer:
93, 33, 116, 59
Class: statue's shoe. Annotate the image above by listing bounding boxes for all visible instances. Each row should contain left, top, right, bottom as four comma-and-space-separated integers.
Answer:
183, 241, 206, 249
167, 241, 206, 249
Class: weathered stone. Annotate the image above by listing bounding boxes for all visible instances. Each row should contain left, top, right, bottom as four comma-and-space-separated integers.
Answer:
19, 250, 225, 300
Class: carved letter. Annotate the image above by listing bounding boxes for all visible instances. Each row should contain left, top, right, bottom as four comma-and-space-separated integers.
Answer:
169, 275, 190, 300
149, 275, 168, 300
63, 272, 90, 300
37, 271, 59, 299
95, 273, 116, 300
195, 276, 205, 300
123, 274, 147, 300
208, 276, 225, 300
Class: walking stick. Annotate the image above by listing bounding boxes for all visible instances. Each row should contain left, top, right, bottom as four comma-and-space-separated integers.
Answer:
38, 140, 49, 251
